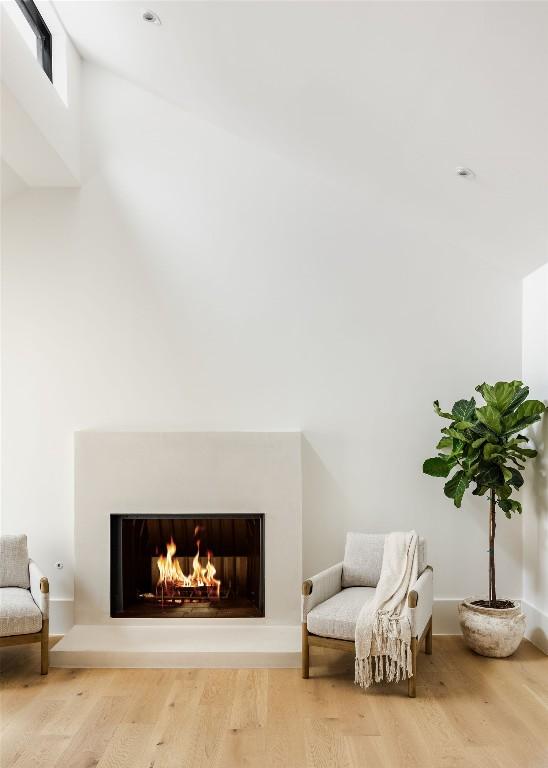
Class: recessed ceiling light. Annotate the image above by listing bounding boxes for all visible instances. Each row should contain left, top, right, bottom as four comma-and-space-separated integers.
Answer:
456, 167, 475, 178
142, 9, 161, 25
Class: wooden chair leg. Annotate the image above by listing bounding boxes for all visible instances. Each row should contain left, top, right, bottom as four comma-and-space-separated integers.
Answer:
41, 618, 49, 675
408, 636, 417, 698
425, 618, 433, 655
302, 623, 309, 679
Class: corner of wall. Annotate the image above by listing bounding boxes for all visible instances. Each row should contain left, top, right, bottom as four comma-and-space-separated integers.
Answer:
522, 600, 548, 655
521, 263, 548, 655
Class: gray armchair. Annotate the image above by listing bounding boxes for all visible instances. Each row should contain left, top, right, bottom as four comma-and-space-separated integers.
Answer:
302, 533, 433, 697
0, 534, 49, 674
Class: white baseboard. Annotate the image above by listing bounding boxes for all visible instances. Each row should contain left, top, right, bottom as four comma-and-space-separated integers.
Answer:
432, 599, 461, 634
522, 600, 548, 654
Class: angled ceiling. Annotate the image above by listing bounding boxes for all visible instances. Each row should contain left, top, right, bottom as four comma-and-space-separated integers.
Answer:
54, 1, 548, 276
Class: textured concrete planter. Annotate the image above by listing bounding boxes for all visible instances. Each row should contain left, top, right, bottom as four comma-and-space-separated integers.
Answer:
458, 599, 526, 658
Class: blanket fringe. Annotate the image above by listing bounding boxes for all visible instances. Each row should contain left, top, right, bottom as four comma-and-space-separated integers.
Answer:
354, 636, 413, 689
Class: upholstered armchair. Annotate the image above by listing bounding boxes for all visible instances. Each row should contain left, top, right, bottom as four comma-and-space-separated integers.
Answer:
302, 533, 433, 697
0, 534, 49, 674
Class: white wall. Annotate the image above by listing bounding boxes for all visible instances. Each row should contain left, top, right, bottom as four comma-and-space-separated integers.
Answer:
522, 264, 548, 652
2, 64, 524, 628
0, 159, 26, 203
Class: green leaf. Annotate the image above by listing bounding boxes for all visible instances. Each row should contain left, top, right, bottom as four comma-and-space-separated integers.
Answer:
464, 445, 482, 461
454, 420, 475, 431
475, 405, 502, 434
506, 437, 529, 448
471, 437, 487, 450
452, 398, 476, 422
472, 483, 489, 496
444, 470, 470, 508
436, 437, 453, 452
475, 382, 494, 403
502, 400, 545, 436
501, 466, 512, 482
483, 443, 502, 460
423, 457, 453, 477
476, 381, 523, 412
451, 441, 465, 456
503, 386, 529, 415
508, 467, 524, 489
510, 447, 537, 459
442, 427, 471, 442
433, 400, 454, 420
498, 498, 522, 518
507, 417, 544, 436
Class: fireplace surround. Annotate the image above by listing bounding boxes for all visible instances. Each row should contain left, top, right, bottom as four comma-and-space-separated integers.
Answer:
51, 432, 302, 668
111, 514, 265, 619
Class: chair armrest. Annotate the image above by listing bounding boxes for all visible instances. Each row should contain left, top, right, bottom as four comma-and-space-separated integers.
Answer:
29, 560, 49, 619
407, 565, 433, 638
302, 562, 343, 621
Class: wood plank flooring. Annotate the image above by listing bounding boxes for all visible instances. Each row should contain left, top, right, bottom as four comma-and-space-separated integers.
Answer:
1, 637, 547, 768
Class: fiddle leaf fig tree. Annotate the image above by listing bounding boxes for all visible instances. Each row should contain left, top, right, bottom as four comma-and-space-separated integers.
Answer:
423, 381, 545, 608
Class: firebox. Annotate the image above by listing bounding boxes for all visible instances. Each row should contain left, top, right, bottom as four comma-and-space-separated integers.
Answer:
110, 514, 265, 618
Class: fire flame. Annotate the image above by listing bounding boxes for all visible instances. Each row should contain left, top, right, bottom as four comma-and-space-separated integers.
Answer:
156, 537, 221, 597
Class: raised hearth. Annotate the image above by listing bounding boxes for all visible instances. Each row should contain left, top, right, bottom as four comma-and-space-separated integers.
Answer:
50, 625, 301, 668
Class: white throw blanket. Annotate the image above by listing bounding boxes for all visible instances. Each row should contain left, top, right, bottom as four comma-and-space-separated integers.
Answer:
355, 530, 418, 689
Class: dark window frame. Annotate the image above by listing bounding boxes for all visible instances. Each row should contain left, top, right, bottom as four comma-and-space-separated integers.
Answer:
14, 0, 53, 82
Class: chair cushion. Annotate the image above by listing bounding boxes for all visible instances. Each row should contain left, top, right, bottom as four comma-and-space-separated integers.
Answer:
342, 533, 427, 588
307, 586, 376, 641
0, 535, 29, 589
342, 533, 384, 588
0, 588, 42, 637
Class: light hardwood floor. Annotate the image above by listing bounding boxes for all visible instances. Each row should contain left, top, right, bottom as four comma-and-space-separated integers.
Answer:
1, 636, 547, 768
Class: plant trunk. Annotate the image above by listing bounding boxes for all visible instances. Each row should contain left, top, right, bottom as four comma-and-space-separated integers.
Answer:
489, 492, 496, 607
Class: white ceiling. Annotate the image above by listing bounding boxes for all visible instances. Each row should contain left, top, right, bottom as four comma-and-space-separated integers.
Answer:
53, 1, 548, 276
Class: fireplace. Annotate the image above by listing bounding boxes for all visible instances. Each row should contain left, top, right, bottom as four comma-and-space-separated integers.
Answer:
110, 514, 265, 618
